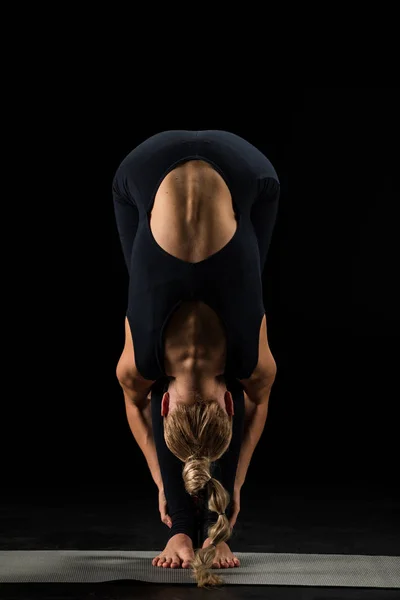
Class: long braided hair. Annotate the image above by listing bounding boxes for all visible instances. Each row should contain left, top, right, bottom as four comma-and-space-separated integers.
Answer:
163, 391, 233, 588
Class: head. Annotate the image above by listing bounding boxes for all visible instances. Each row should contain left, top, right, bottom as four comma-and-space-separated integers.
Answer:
161, 372, 235, 588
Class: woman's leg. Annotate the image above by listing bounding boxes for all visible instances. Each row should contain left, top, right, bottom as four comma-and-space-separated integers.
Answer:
201, 378, 245, 542
250, 177, 280, 274
150, 381, 199, 544
112, 174, 140, 271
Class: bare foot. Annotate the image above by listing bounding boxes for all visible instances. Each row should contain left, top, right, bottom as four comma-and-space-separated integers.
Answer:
152, 533, 195, 569
202, 537, 241, 568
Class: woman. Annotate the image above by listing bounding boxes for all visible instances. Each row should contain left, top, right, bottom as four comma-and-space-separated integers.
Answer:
113, 130, 279, 588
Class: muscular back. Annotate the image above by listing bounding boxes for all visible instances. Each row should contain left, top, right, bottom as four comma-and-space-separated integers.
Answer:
149, 160, 237, 264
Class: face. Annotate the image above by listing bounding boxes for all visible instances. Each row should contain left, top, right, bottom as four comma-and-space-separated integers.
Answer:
161, 378, 234, 417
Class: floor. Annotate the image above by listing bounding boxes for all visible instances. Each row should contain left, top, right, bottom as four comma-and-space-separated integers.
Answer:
1, 480, 399, 599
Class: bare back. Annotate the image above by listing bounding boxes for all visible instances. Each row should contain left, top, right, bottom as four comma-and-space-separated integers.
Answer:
150, 160, 237, 376
150, 160, 237, 264
120, 159, 272, 387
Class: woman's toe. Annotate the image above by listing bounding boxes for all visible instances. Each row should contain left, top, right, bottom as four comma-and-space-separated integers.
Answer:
170, 554, 180, 568
162, 558, 172, 568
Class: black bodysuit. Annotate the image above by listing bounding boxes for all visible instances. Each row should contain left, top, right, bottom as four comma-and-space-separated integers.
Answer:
112, 130, 280, 544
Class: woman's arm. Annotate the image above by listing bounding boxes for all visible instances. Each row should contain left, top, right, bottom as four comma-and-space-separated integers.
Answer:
234, 378, 275, 488
123, 387, 164, 491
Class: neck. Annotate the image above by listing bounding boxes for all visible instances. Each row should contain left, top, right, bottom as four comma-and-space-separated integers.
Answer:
171, 367, 224, 402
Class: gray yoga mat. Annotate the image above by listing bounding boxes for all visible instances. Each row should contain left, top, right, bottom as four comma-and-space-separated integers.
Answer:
0, 551, 399, 587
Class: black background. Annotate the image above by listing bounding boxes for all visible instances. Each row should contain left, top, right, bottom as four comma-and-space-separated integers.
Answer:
5, 88, 399, 497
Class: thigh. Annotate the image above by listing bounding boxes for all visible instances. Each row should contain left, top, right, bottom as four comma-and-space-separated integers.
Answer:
250, 178, 280, 272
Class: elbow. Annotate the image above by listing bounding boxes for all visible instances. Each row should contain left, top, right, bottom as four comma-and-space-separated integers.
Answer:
249, 370, 276, 407
263, 359, 277, 390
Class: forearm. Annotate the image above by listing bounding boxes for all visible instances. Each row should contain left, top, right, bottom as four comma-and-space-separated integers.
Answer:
124, 394, 164, 491
234, 385, 273, 489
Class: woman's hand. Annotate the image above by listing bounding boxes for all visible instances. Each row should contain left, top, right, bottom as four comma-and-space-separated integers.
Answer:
158, 488, 172, 528
228, 486, 241, 529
